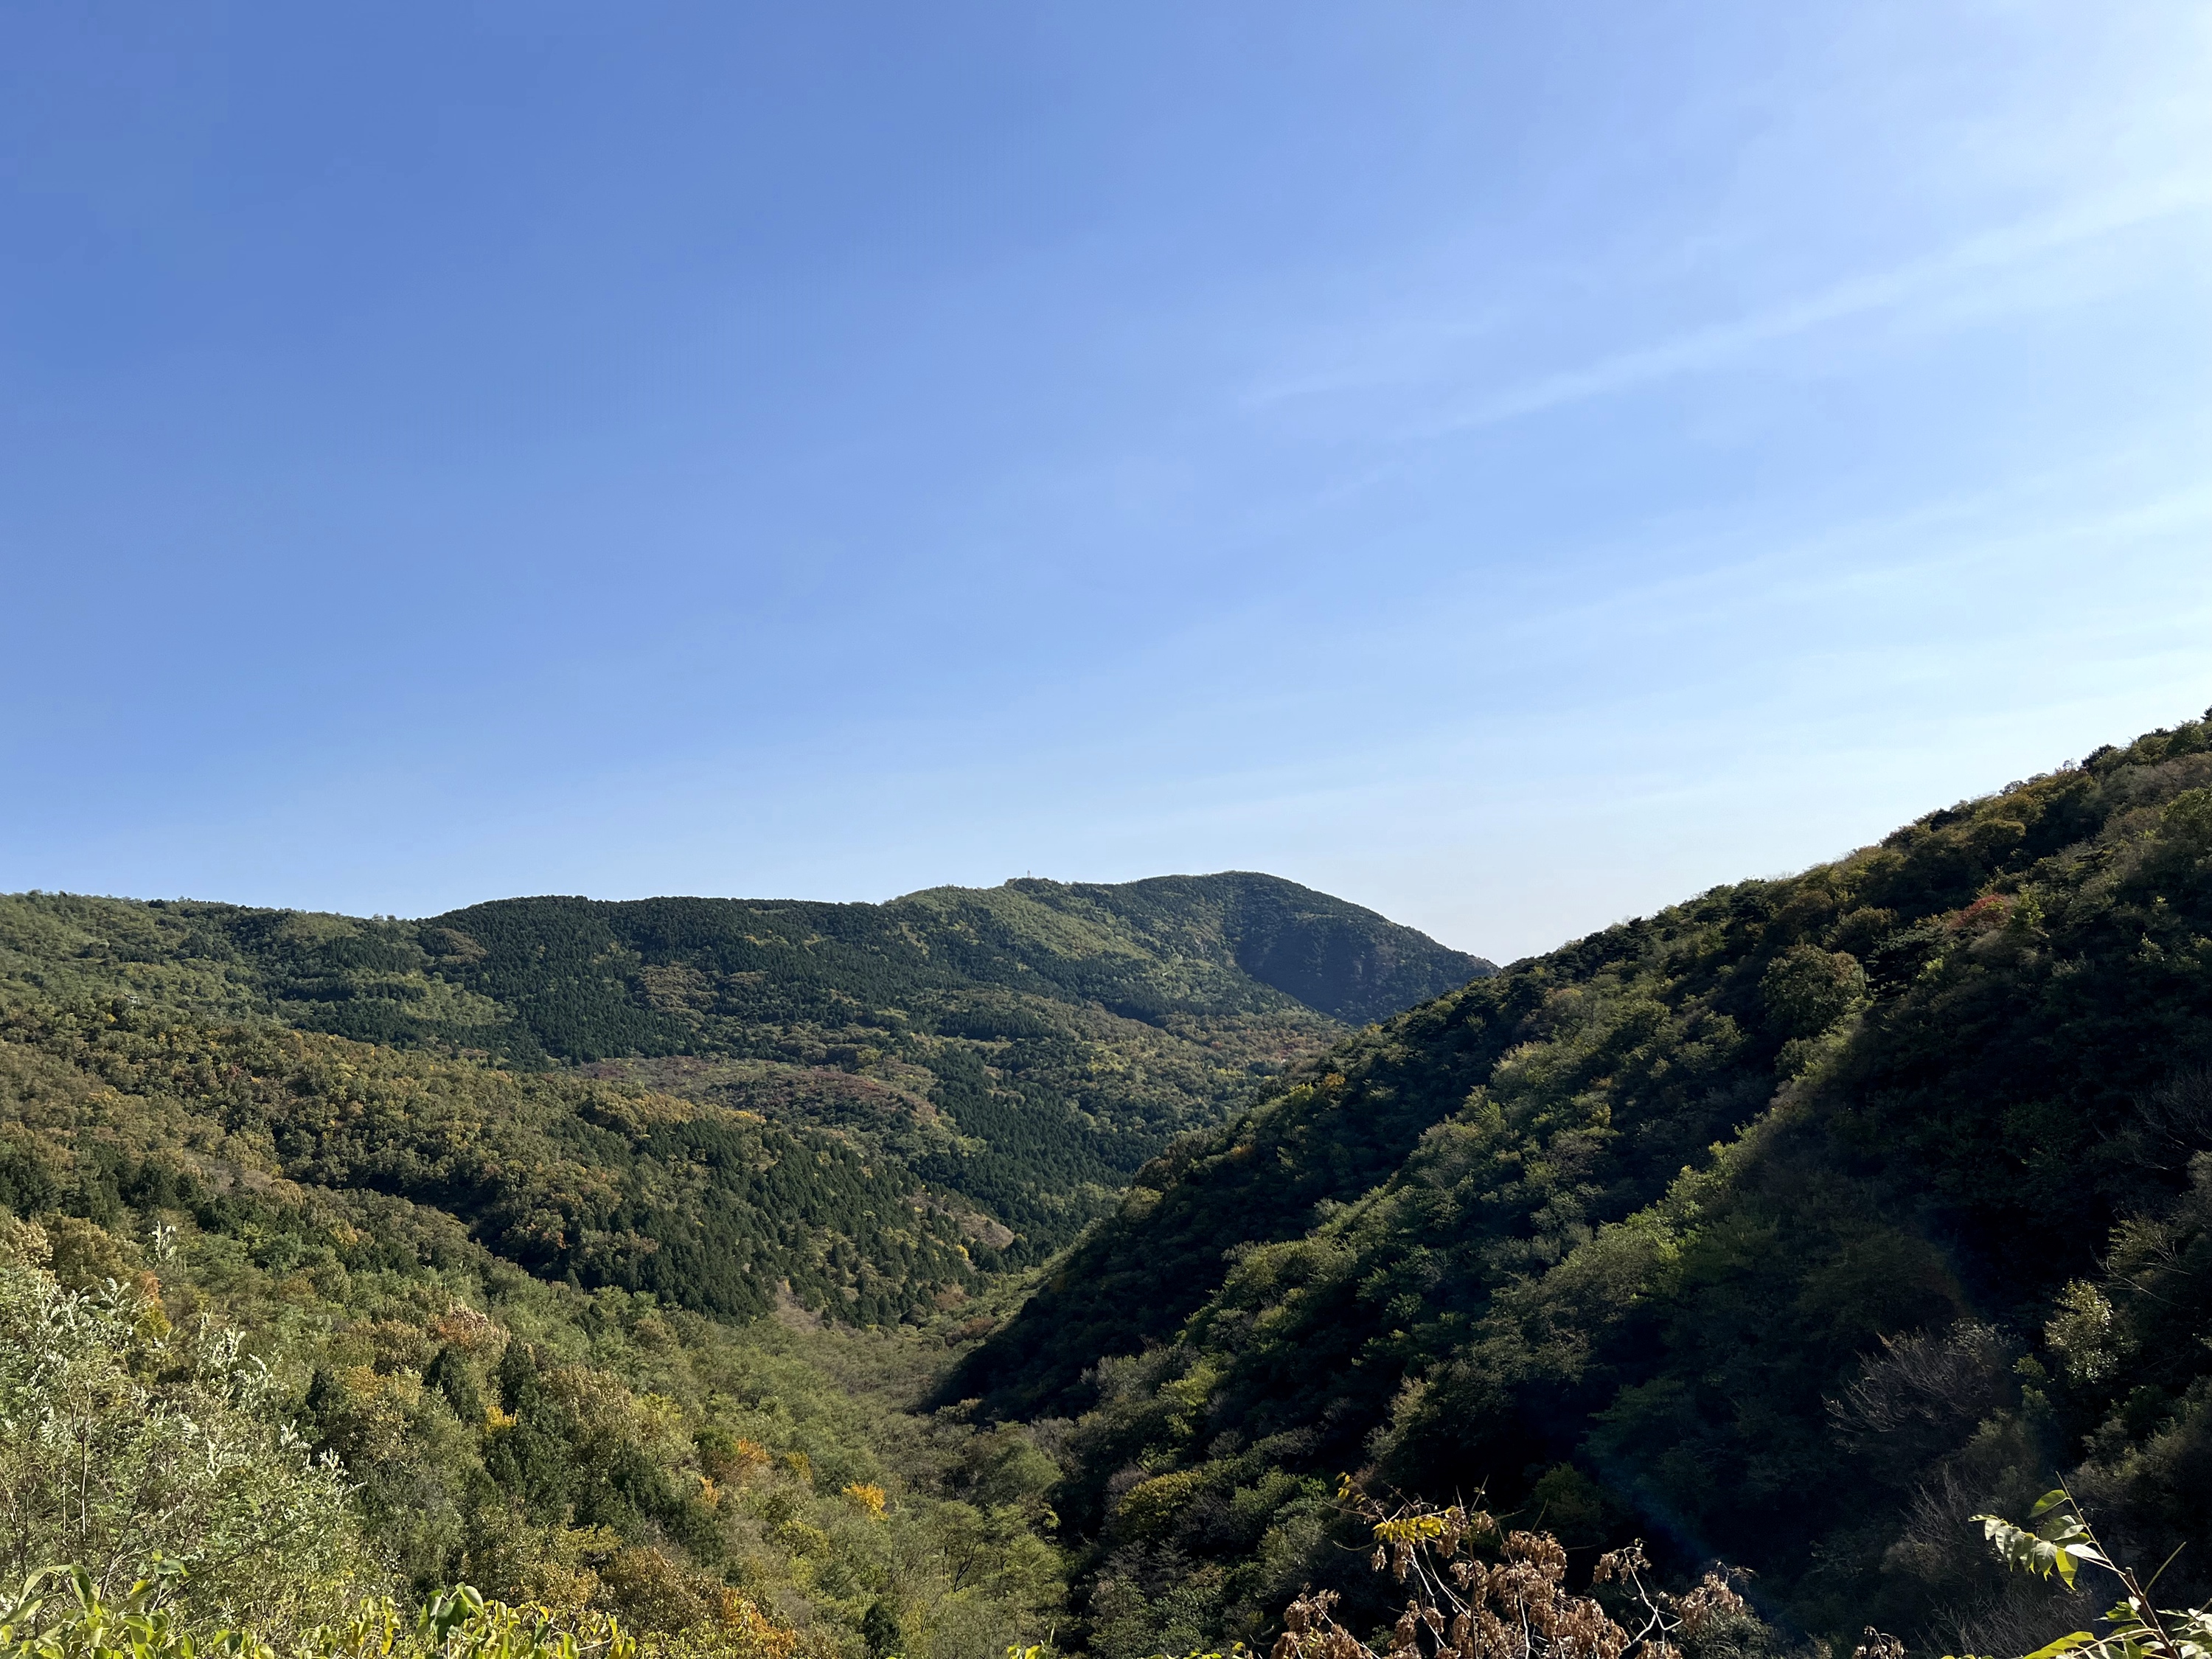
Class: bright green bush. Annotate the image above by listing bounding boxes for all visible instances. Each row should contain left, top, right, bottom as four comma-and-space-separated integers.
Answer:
1958, 1489, 2211, 1659
0, 1225, 369, 1638
0, 1568, 639, 1659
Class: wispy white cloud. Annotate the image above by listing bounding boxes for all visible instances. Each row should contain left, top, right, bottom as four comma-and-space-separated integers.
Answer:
1237, 177, 2211, 438
1411, 180, 2212, 435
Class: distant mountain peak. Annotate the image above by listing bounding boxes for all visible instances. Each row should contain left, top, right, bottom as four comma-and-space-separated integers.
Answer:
981, 869, 1495, 1024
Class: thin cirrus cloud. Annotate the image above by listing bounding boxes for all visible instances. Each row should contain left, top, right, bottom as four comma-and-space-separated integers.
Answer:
1247, 178, 2212, 441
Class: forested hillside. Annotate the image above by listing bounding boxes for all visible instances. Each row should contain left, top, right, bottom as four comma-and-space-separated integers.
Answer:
0, 869, 1483, 1659
10, 721, 2212, 1659
0, 873, 1487, 1264
0, 1138, 1065, 1659
951, 714, 2212, 1659
0, 1003, 981, 1324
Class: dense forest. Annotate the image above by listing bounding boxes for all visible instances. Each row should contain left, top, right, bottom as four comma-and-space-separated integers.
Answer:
0, 871, 1481, 1659
0, 1154, 1065, 1659
5, 720, 2212, 1659
950, 712, 2212, 1659
0, 873, 1487, 1265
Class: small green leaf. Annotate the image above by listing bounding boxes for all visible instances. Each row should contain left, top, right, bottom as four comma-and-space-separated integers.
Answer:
2029, 1490, 2072, 1520
2019, 1632, 2096, 1659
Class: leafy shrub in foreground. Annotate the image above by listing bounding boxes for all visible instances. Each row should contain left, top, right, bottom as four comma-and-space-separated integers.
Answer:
0, 1566, 644, 1659
0, 1221, 367, 1639
1265, 1482, 1760, 1659
1956, 1489, 2210, 1659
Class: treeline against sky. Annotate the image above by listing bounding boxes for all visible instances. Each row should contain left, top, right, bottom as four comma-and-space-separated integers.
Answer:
0, 872, 1486, 1265
11, 720, 2212, 1659
950, 714, 2212, 1659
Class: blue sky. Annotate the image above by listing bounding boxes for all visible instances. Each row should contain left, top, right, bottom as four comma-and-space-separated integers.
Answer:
2, 3, 2207, 960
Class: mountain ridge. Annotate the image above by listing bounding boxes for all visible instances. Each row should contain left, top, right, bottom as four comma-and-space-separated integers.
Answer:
944, 711, 2212, 1659
0, 870, 1491, 1266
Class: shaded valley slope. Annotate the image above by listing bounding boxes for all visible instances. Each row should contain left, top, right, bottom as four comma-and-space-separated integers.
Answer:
947, 714, 2212, 1659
